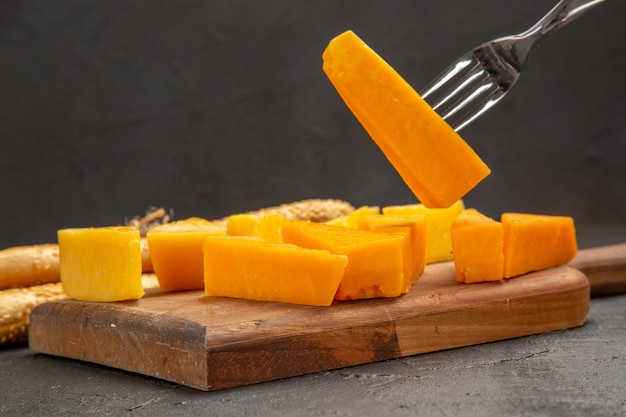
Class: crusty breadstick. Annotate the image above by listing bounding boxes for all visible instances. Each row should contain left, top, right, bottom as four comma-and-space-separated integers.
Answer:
0, 275, 161, 346
211, 199, 355, 228
140, 238, 153, 273
0, 282, 66, 346
0, 244, 60, 290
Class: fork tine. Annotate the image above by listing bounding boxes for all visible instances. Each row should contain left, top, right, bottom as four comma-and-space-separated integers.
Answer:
444, 82, 505, 131
419, 0, 605, 131
420, 55, 507, 131
429, 65, 487, 113
420, 55, 475, 100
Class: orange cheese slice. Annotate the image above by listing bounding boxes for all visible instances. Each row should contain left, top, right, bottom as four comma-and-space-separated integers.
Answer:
501, 213, 577, 278
147, 218, 226, 292
356, 213, 426, 293
255, 214, 285, 243
203, 236, 348, 307
226, 214, 259, 237
382, 200, 464, 264
450, 209, 504, 283
57, 226, 143, 301
281, 220, 404, 300
322, 30, 490, 208
227, 213, 284, 244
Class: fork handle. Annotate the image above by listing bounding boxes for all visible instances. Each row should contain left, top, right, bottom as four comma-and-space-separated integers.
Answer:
526, 0, 606, 37
500, 0, 606, 69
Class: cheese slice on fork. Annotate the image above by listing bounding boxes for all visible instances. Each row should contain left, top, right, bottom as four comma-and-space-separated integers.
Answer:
322, 30, 490, 208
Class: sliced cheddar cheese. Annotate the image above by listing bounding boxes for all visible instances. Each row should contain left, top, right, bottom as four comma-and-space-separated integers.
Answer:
322, 30, 490, 208
256, 214, 285, 244
501, 213, 577, 278
203, 236, 348, 306
227, 213, 284, 244
281, 220, 404, 300
356, 213, 426, 293
147, 218, 226, 292
382, 200, 464, 263
226, 214, 259, 237
57, 226, 143, 302
450, 209, 504, 283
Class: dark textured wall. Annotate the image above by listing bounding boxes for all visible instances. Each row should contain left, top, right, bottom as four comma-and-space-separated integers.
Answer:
1, 0, 624, 248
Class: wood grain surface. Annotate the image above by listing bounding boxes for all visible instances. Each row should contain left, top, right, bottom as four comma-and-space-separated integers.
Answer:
29, 260, 590, 391
570, 243, 626, 297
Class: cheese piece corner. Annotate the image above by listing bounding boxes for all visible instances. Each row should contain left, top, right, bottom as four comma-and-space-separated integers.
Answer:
325, 205, 380, 228
450, 208, 504, 283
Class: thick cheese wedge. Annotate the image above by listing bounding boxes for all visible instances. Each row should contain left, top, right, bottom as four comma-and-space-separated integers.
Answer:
147, 218, 226, 292
322, 30, 490, 208
227, 213, 284, 244
450, 209, 504, 283
281, 220, 404, 300
502, 213, 577, 278
203, 236, 348, 307
382, 200, 465, 264
57, 226, 143, 302
356, 213, 426, 293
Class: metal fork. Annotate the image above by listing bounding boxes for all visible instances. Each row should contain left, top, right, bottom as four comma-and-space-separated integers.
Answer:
420, 0, 606, 132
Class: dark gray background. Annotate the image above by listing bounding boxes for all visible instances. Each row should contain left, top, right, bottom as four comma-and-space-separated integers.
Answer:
1, 0, 624, 248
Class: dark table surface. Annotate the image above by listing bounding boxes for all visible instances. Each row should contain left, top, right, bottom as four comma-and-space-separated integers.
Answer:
1, 225, 625, 417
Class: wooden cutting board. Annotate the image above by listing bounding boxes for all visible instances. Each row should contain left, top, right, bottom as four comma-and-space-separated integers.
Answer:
29, 254, 596, 391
